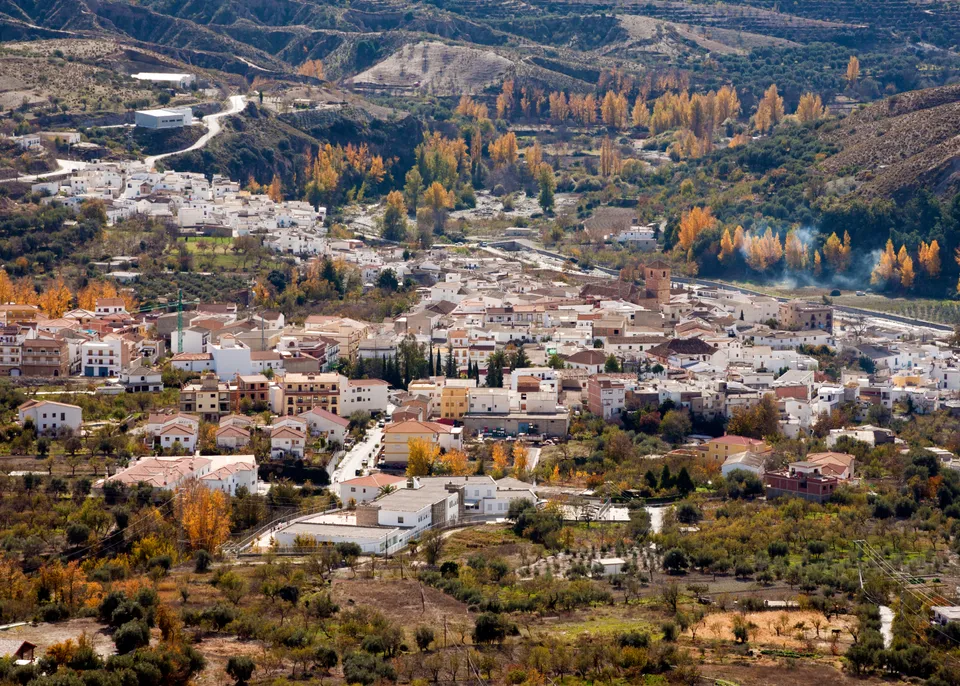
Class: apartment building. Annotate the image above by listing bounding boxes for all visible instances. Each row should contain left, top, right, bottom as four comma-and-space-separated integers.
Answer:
180, 373, 231, 421
279, 372, 345, 416
0, 326, 25, 375
21, 337, 69, 377
81, 337, 128, 377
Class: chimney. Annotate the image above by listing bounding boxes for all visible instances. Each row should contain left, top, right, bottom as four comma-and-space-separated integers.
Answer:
406, 477, 415, 489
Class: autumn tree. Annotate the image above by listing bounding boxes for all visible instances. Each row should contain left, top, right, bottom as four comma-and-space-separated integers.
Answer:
38, 276, 73, 318
796, 92, 828, 123
496, 79, 514, 119
549, 91, 570, 122
304, 144, 340, 209
898, 245, 915, 288
822, 231, 852, 273
813, 250, 822, 276
422, 182, 454, 235
489, 132, 519, 168
381, 191, 408, 242
745, 228, 783, 272
177, 480, 231, 552
492, 442, 510, 474
455, 95, 489, 121
871, 239, 898, 285
754, 84, 784, 133
438, 448, 470, 476
631, 96, 650, 128
267, 175, 282, 203
512, 442, 528, 476
407, 437, 439, 477
601, 90, 628, 129
677, 206, 716, 251
919, 239, 941, 277
718, 227, 736, 263
714, 85, 741, 124
784, 230, 808, 270
525, 140, 543, 178
297, 59, 325, 80
846, 56, 860, 85
599, 137, 622, 177
0, 270, 13, 305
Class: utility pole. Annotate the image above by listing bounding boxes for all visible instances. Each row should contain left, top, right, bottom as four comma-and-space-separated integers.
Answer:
177, 288, 184, 354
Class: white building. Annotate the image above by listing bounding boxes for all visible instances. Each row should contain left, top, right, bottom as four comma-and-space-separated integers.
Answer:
131, 73, 196, 89
298, 407, 349, 445
270, 425, 306, 459
339, 473, 408, 504
341, 378, 390, 415
135, 108, 192, 130
157, 422, 198, 453
103, 454, 257, 496
18, 400, 82, 434
81, 338, 124, 378
210, 335, 252, 381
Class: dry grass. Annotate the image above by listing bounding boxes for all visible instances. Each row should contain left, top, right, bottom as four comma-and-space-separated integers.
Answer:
701, 609, 857, 651
349, 41, 513, 95
329, 578, 472, 628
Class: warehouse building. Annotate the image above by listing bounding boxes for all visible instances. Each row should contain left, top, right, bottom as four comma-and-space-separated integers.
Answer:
135, 107, 194, 129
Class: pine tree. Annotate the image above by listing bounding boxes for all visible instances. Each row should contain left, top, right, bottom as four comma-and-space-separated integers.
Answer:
444, 343, 456, 378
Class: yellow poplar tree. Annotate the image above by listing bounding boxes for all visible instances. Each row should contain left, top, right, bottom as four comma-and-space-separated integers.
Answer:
677, 206, 716, 251
0, 270, 15, 305
177, 480, 231, 552
631, 97, 650, 127
38, 277, 73, 318
919, 239, 941, 277
754, 84, 784, 133
813, 250, 822, 276
871, 239, 898, 285
846, 56, 860, 85
496, 79, 514, 119
267, 175, 282, 202
492, 442, 510, 474
718, 227, 735, 263
512, 442, 528, 475
407, 437, 440, 476
784, 230, 808, 270
796, 92, 827, 123
898, 245, 915, 288
439, 448, 470, 476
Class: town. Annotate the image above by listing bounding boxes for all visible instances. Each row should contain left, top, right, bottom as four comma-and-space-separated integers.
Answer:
2, 17, 960, 684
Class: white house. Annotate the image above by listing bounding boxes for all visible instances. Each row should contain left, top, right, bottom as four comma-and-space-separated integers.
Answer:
158, 422, 198, 453
339, 473, 407, 504
18, 400, 82, 434
341, 378, 390, 415
270, 425, 306, 459
81, 338, 124, 378
298, 407, 349, 445
215, 425, 251, 451
120, 363, 163, 393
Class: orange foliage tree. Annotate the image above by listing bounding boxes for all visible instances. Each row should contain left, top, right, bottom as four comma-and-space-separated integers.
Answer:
677, 206, 716, 251
176, 480, 232, 552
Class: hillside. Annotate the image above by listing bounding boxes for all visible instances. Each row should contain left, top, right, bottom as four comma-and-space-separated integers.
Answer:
820, 83, 960, 200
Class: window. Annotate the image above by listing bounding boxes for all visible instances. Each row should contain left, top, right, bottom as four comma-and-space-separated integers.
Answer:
397, 516, 404, 524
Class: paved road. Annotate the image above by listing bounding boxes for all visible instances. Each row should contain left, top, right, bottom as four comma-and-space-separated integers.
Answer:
328, 424, 384, 486
0, 158, 87, 184
144, 94, 247, 169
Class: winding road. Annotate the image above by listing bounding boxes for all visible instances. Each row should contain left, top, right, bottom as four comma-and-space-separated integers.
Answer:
144, 94, 247, 169
0, 158, 87, 184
